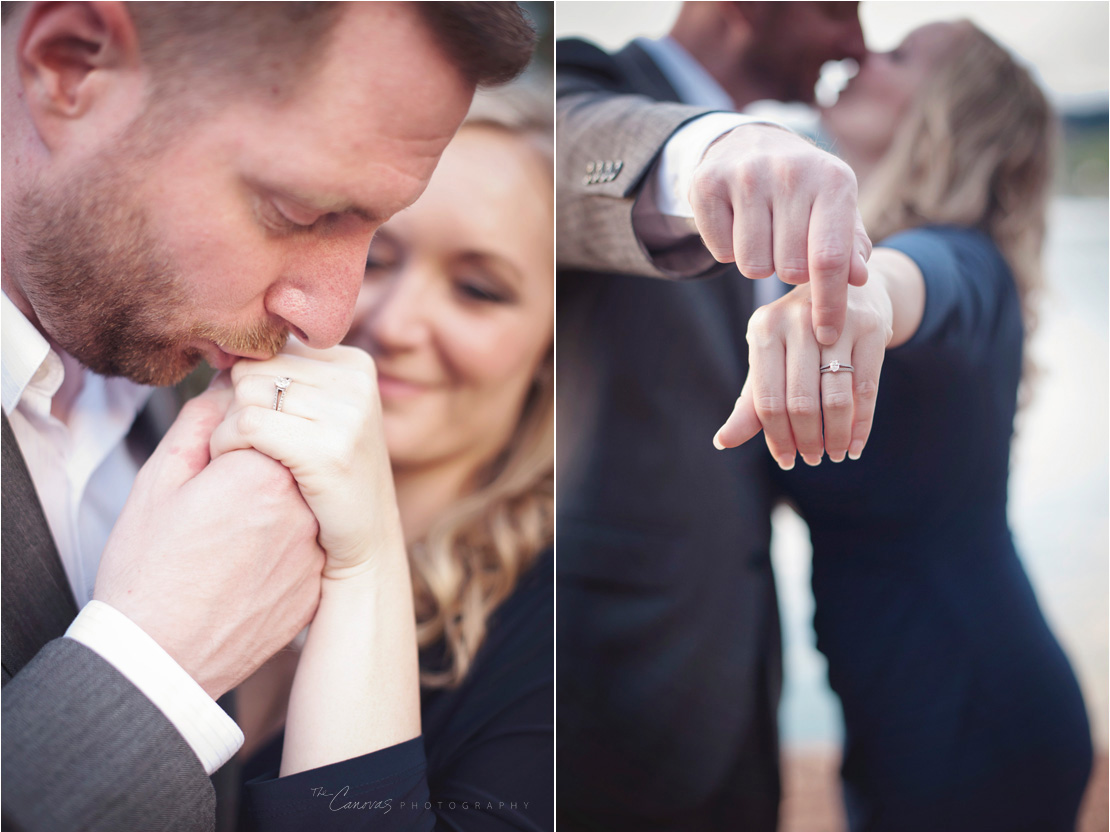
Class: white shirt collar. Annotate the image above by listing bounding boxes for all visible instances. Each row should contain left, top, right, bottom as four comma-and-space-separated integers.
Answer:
2, 289, 154, 423
635, 36, 735, 111
2, 290, 61, 417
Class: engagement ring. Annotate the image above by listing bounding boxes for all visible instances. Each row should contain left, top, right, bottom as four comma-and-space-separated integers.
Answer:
273, 376, 292, 411
820, 361, 854, 374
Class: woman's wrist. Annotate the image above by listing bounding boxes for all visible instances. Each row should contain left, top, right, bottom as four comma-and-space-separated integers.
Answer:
859, 269, 896, 345
321, 538, 409, 591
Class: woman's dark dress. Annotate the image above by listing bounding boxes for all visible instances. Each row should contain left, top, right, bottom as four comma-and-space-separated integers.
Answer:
776, 227, 1092, 832
237, 549, 553, 832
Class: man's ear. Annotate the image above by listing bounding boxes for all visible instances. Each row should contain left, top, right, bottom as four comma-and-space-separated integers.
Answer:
17, 1, 143, 151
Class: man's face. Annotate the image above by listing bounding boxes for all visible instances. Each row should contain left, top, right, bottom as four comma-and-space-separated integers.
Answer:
742, 2, 865, 105
13, 3, 473, 386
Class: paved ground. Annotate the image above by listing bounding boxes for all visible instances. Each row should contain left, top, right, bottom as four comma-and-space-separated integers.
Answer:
777, 748, 1108, 832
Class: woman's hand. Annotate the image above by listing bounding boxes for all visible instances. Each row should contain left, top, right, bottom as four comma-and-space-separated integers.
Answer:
209, 340, 404, 580
714, 277, 894, 467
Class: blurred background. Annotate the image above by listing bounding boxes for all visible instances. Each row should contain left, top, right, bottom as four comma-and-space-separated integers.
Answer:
555, 2, 1108, 829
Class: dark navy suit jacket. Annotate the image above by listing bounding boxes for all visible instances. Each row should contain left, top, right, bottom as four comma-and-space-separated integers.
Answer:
556, 38, 781, 832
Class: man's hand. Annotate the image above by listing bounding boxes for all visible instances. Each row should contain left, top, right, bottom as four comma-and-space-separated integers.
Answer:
94, 384, 325, 701
690, 123, 871, 345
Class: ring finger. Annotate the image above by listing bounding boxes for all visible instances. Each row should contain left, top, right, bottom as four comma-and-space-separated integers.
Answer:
819, 350, 854, 462
229, 371, 329, 422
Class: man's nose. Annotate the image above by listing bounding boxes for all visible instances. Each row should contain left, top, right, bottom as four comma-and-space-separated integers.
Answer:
265, 236, 371, 349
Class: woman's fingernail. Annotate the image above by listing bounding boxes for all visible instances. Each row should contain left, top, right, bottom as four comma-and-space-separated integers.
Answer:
830, 453, 846, 463
848, 443, 864, 460
778, 456, 795, 471
713, 432, 726, 450
802, 454, 821, 467
816, 326, 837, 344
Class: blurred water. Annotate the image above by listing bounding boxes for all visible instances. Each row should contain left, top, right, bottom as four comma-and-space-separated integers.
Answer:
774, 196, 1110, 748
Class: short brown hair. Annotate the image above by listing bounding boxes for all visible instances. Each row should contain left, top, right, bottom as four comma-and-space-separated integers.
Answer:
3, 2, 535, 93
414, 3, 536, 87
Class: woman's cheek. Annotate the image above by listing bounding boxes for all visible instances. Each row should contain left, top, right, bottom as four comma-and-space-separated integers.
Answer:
441, 318, 538, 386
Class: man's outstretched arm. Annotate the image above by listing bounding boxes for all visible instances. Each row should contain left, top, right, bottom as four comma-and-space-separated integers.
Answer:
557, 38, 870, 344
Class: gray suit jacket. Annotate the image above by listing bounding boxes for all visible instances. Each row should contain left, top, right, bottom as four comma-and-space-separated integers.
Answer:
1, 404, 216, 831
556, 39, 781, 831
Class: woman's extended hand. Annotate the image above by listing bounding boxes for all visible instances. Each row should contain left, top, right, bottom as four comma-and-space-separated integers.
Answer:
714, 278, 894, 467
209, 340, 403, 579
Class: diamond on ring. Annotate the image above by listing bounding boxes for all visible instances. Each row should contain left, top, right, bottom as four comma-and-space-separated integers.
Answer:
273, 376, 293, 411
820, 361, 854, 375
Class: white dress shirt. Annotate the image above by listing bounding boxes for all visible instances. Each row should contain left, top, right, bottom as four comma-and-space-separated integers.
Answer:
2, 291, 243, 774
634, 35, 787, 307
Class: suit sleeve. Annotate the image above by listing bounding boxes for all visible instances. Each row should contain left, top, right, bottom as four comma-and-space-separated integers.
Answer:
556, 39, 723, 279
2, 638, 216, 832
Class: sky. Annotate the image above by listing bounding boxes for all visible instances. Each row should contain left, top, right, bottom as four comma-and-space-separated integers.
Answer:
555, 1, 1110, 108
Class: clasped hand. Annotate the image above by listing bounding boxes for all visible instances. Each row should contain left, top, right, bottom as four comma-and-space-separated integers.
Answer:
714, 279, 894, 468
210, 340, 402, 579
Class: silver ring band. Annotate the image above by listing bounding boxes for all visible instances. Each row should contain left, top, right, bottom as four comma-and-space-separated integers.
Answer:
820, 361, 854, 374
273, 376, 292, 411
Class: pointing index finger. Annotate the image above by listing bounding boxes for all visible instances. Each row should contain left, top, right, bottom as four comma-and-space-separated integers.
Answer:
807, 188, 856, 345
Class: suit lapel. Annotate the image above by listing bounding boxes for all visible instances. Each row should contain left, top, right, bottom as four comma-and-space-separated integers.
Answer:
1, 413, 79, 684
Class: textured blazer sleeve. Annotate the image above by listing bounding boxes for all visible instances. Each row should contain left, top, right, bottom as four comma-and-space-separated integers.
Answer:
2, 638, 215, 832
556, 38, 724, 279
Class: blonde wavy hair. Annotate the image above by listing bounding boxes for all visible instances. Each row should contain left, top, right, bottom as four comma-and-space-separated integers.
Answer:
860, 21, 1057, 343
407, 86, 554, 688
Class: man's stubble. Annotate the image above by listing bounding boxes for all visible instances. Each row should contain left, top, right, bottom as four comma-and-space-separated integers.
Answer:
10, 142, 288, 388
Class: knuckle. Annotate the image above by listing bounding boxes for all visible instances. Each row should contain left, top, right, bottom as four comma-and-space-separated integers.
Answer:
770, 156, 804, 192
235, 406, 264, 437
822, 390, 853, 412
787, 395, 820, 418
736, 163, 767, 196
809, 246, 850, 275
746, 323, 778, 351
688, 166, 716, 197
787, 299, 812, 326
854, 379, 880, 401
775, 258, 809, 283
234, 374, 264, 404
748, 304, 774, 331
824, 158, 857, 192
754, 395, 786, 418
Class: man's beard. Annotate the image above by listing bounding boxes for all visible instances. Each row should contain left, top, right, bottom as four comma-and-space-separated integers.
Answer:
10, 151, 288, 387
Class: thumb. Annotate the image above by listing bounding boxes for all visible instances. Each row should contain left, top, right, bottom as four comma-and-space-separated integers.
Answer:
713, 382, 763, 450
142, 382, 234, 489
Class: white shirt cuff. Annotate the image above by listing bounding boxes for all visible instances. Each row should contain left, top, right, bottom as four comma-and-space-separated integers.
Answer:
655, 112, 782, 218
65, 600, 244, 775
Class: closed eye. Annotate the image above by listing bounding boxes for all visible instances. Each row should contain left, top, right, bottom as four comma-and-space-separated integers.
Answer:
457, 281, 508, 303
